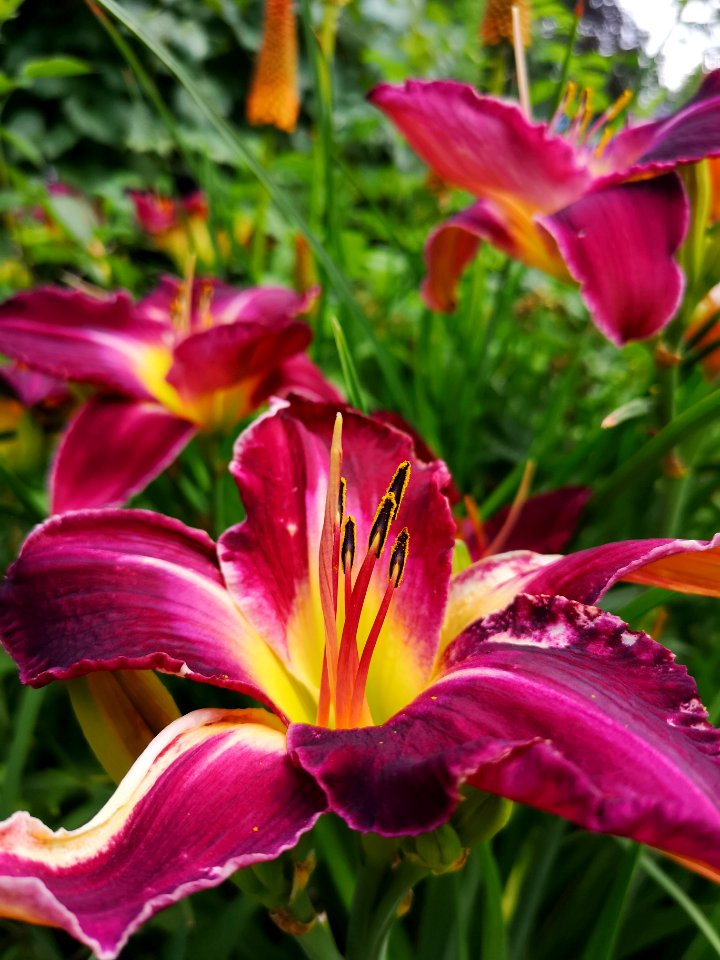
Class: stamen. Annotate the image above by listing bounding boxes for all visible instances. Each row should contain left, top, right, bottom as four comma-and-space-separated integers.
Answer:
338, 477, 347, 528
484, 459, 536, 557
550, 81, 577, 132
512, 4, 531, 120
386, 461, 411, 519
341, 515, 356, 621
316, 413, 344, 727
335, 490, 397, 727
388, 528, 410, 588
368, 493, 397, 558
349, 528, 410, 726
463, 494, 488, 556
568, 87, 591, 141
587, 88, 633, 142
341, 515, 356, 574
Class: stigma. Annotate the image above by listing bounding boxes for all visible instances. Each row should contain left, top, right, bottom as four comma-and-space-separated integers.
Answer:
316, 414, 412, 729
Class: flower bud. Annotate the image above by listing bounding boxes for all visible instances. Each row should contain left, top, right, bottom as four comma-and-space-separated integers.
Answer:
402, 823, 468, 875
452, 786, 513, 847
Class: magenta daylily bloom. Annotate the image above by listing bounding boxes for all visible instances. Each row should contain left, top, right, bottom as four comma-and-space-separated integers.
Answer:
2, 398, 720, 956
0, 277, 338, 511
370, 72, 720, 344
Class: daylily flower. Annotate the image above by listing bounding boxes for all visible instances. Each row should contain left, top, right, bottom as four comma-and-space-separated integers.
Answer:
369, 71, 720, 344
129, 190, 232, 270
1, 398, 720, 956
0, 277, 338, 511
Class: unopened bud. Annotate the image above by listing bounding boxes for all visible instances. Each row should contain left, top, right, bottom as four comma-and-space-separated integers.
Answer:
402, 823, 468, 875
452, 786, 513, 847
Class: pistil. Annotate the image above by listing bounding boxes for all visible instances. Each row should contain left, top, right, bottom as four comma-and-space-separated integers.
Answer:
316, 413, 344, 726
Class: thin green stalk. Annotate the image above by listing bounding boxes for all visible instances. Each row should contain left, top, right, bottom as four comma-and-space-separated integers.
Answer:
0, 687, 45, 817
295, 915, 345, 960
95, 0, 405, 408
640, 854, 720, 958
250, 133, 276, 282
580, 843, 641, 960
346, 857, 427, 960
298, 0, 343, 343
551, 4, 581, 116
508, 818, 566, 960
596, 388, 720, 503
477, 843, 508, 960
331, 316, 367, 412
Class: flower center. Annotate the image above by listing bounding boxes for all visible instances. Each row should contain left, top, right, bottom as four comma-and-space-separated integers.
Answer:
315, 413, 411, 729
550, 83, 633, 157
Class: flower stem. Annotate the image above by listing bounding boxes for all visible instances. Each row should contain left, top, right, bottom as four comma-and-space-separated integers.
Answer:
346, 850, 427, 960
295, 913, 345, 960
580, 842, 641, 960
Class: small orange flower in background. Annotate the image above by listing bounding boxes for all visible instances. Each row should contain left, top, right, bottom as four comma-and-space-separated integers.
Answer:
247, 0, 300, 133
480, 0, 531, 46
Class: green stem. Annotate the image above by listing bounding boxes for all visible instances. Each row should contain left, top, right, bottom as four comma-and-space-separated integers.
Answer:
250, 133, 275, 282
346, 857, 427, 960
551, 5, 581, 116
596, 388, 720, 503
639, 854, 720, 957
296, 916, 345, 960
0, 686, 45, 817
477, 843, 508, 960
580, 843, 641, 960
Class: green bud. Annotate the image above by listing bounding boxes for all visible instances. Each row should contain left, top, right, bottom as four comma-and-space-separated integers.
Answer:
452, 786, 513, 846
402, 823, 467, 875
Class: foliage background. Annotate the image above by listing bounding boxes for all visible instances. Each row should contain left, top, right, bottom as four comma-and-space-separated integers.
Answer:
1, 0, 720, 957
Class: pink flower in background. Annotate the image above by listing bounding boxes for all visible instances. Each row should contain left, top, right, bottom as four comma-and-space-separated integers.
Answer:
0, 278, 338, 510
1, 398, 720, 956
370, 71, 720, 344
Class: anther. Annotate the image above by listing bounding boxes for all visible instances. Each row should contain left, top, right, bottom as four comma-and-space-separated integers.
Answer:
388, 528, 410, 588
368, 493, 397, 558
338, 477, 347, 527
341, 516, 356, 574
386, 461, 411, 519
349, 531, 409, 727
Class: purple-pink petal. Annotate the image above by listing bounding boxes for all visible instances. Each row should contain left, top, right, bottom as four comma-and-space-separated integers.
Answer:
262, 356, 343, 406
0, 287, 170, 397
600, 69, 720, 176
521, 533, 720, 603
0, 510, 278, 708
422, 202, 511, 312
50, 398, 197, 512
166, 316, 312, 398
541, 175, 688, 344
369, 80, 590, 210
290, 594, 720, 875
0, 364, 69, 408
0, 709, 326, 959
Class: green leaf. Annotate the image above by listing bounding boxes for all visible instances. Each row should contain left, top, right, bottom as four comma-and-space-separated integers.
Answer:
20, 56, 92, 79
0, 71, 18, 96
0, 125, 42, 165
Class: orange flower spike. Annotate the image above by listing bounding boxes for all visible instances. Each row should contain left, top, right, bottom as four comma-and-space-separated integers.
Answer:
480, 0, 531, 46
247, 0, 300, 134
